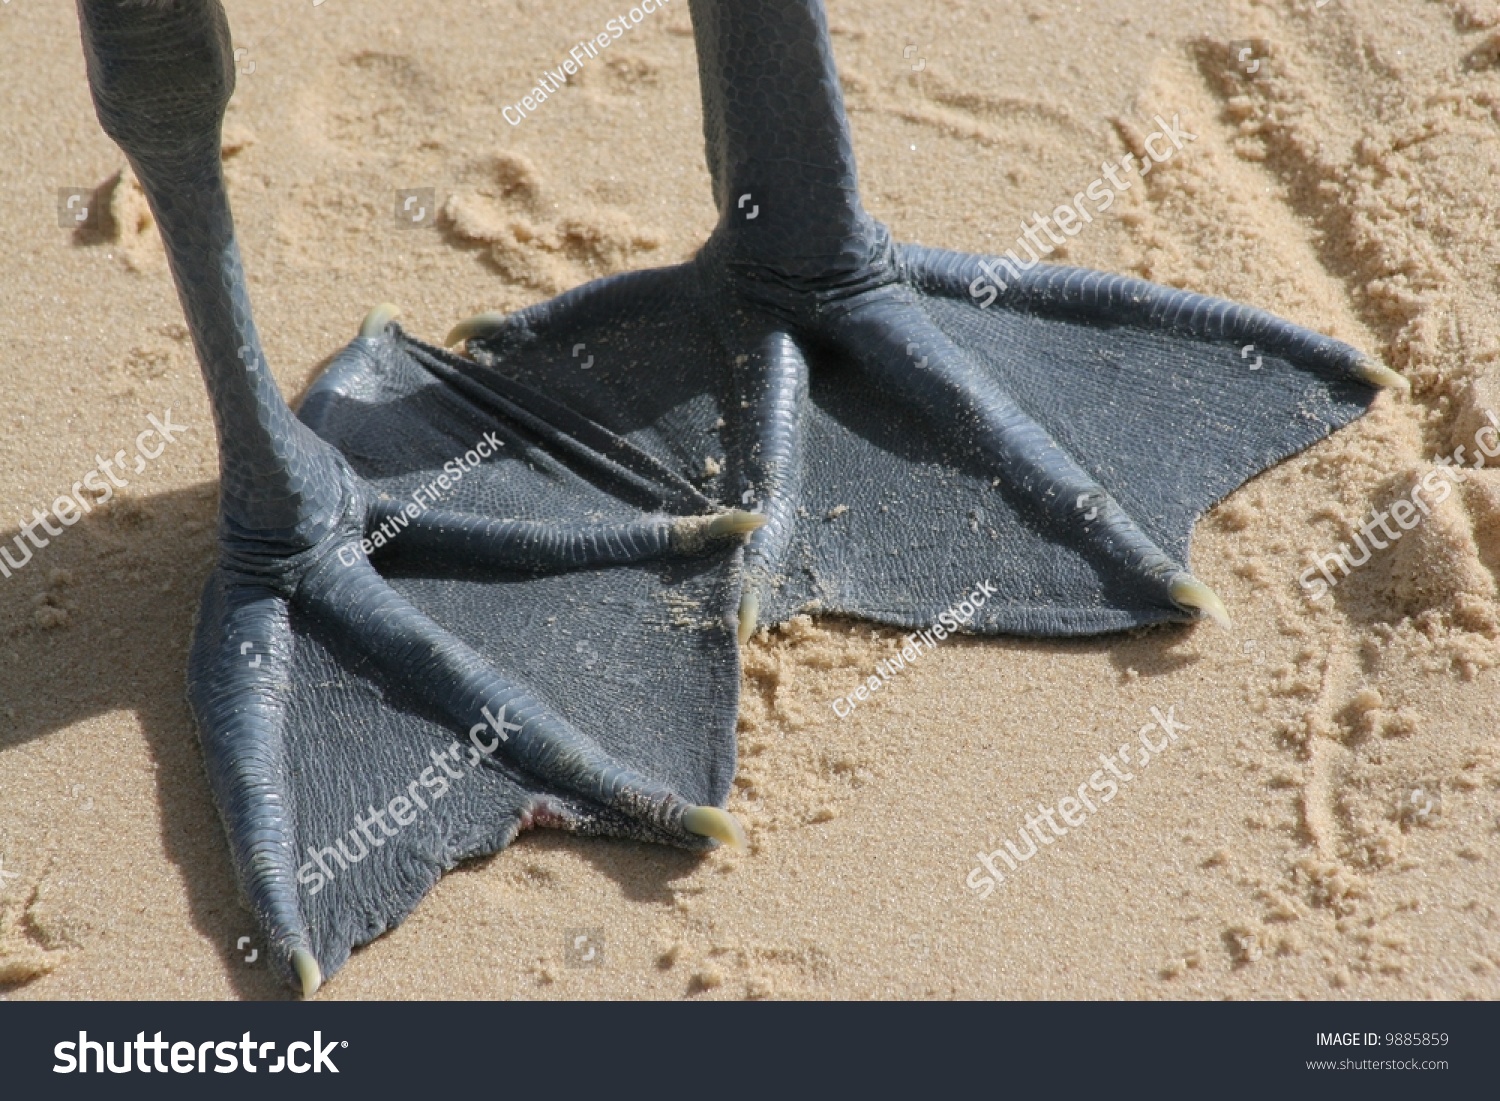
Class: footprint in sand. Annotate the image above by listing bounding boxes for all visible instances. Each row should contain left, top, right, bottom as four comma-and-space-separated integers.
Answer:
441, 152, 663, 295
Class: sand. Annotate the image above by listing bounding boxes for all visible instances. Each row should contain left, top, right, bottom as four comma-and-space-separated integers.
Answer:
2, 0, 1499, 1000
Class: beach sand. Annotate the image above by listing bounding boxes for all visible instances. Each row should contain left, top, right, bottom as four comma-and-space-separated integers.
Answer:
2, 0, 1499, 999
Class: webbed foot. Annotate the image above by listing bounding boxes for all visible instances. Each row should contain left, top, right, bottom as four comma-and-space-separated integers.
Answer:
450, 0, 1396, 639
78, 0, 755, 995
450, 237, 1391, 641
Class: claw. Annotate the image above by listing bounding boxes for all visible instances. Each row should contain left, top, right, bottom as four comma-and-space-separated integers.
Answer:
291, 949, 323, 998
683, 805, 748, 852
445, 312, 507, 348
708, 510, 768, 537
737, 590, 759, 645
1355, 361, 1410, 394
1169, 575, 1231, 630
359, 303, 401, 339
671, 510, 767, 554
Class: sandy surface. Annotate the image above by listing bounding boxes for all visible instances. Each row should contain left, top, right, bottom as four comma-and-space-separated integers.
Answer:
3, 0, 1500, 1000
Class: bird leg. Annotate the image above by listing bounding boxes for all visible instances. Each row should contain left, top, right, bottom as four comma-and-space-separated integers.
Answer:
77, 0, 755, 996
455, 0, 1399, 641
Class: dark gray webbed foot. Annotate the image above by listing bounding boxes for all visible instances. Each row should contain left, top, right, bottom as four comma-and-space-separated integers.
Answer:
193, 368, 757, 994
77, 0, 753, 995
191, 400, 754, 994
450, 0, 1403, 645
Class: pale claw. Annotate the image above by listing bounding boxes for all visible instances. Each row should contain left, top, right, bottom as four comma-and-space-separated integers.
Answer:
1169, 575, 1232, 631
737, 590, 760, 646
446, 312, 508, 349
672, 510, 768, 555
359, 302, 401, 339
683, 805, 748, 852
292, 948, 323, 998
708, 510, 769, 538
1356, 361, 1410, 393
